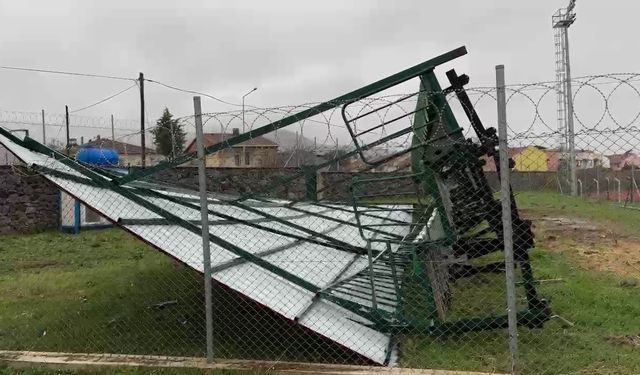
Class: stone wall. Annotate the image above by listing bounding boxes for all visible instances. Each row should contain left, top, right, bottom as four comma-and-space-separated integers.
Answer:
0, 166, 59, 234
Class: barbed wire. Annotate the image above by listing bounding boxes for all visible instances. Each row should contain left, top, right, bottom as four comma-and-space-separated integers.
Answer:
3, 72, 640, 163
4, 71, 640, 375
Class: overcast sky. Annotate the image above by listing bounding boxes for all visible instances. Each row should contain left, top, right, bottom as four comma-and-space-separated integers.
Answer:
0, 0, 638, 147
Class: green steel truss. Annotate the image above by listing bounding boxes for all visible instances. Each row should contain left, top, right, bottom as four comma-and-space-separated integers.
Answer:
0, 46, 551, 354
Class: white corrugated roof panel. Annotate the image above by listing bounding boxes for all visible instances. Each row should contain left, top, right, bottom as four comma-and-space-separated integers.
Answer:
0, 131, 413, 366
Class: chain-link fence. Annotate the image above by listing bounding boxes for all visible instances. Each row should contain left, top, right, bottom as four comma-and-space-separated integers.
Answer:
1, 51, 639, 374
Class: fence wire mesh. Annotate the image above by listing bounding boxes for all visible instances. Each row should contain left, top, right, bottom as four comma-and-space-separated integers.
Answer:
1, 70, 640, 375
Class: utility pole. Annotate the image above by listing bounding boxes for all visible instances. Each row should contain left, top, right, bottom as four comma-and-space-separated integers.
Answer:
41, 109, 46, 144
65, 105, 70, 156
194, 96, 214, 363
111, 114, 115, 144
139, 72, 146, 167
553, 0, 577, 195
242, 87, 258, 133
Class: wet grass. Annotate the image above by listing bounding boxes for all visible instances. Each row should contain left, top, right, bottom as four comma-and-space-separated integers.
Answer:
0, 230, 207, 356
400, 248, 640, 374
0, 230, 355, 364
399, 191, 640, 374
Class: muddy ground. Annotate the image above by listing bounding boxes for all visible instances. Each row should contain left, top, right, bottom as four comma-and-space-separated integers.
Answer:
527, 212, 640, 280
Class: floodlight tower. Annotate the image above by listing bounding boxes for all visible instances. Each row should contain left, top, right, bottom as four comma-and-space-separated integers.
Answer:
553, 0, 577, 196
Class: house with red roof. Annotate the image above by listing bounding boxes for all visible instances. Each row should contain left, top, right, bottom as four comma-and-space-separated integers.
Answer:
184, 128, 278, 168
607, 151, 640, 171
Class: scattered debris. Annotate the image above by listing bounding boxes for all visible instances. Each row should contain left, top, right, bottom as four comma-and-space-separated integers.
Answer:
550, 314, 575, 328
618, 278, 639, 288
150, 300, 178, 310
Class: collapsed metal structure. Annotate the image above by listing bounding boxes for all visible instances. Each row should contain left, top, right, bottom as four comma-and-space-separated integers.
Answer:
0, 46, 550, 365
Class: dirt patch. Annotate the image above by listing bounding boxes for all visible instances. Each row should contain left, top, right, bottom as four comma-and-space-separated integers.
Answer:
604, 334, 640, 347
531, 215, 640, 278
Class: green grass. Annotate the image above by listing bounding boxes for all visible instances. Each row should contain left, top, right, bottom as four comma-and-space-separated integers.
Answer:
0, 230, 207, 356
0, 229, 358, 365
400, 248, 640, 374
1, 191, 639, 374
398, 191, 640, 374
516, 190, 640, 235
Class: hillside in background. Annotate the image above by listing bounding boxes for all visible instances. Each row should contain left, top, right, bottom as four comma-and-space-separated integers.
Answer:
263, 129, 317, 150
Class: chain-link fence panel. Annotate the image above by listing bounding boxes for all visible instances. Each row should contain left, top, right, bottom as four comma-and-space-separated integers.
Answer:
1, 48, 639, 375
498, 73, 640, 375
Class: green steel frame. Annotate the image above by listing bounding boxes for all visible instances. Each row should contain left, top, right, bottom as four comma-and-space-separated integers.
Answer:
0, 45, 552, 356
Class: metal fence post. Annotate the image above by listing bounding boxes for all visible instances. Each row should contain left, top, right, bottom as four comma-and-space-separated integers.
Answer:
194, 96, 214, 363
496, 64, 518, 375
41, 109, 46, 144
577, 179, 583, 198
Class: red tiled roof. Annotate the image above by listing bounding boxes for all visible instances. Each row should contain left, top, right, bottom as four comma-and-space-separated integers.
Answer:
85, 138, 155, 155
184, 133, 278, 153
607, 151, 635, 165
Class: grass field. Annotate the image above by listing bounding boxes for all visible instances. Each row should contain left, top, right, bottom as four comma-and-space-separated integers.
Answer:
0, 192, 639, 374
0, 227, 352, 365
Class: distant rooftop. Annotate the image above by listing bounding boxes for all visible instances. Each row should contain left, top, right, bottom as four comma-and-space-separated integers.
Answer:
85, 136, 155, 155
185, 129, 278, 153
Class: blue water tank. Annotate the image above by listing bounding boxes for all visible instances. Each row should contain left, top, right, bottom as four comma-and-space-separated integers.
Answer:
75, 145, 119, 166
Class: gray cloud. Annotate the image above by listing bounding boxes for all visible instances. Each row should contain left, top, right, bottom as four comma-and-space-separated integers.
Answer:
0, 0, 638, 145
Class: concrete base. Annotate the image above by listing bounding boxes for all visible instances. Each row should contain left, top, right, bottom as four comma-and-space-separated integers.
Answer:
0, 350, 505, 375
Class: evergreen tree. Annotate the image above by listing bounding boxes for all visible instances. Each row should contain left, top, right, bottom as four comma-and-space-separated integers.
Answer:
151, 107, 185, 161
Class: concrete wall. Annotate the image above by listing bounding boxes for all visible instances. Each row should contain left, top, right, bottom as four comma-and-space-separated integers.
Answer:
0, 166, 59, 234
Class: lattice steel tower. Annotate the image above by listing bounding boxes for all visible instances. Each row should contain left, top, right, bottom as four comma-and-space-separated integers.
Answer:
553, 0, 577, 195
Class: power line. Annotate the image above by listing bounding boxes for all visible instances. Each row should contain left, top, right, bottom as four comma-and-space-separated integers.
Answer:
145, 78, 242, 106
0, 65, 135, 81
70, 83, 138, 114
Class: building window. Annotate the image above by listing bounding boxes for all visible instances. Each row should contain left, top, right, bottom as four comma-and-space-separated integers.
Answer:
234, 153, 241, 166
244, 150, 251, 166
